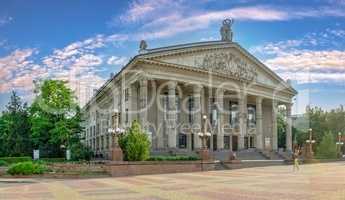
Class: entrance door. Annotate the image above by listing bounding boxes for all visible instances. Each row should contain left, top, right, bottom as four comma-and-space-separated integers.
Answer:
232, 135, 238, 151
213, 135, 217, 151
224, 136, 230, 150
244, 136, 249, 149
249, 136, 255, 148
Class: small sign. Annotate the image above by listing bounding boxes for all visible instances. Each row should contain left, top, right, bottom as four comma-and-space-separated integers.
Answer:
66, 149, 71, 160
33, 149, 40, 160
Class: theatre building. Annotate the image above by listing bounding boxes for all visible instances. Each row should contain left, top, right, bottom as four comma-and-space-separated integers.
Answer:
82, 19, 297, 159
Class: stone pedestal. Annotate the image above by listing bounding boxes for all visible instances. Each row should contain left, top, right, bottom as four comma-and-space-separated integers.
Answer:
199, 149, 210, 161
304, 144, 314, 160
111, 148, 123, 161
229, 151, 237, 161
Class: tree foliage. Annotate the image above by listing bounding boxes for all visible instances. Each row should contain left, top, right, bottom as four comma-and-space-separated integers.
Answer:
316, 132, 338, 159
29, 80, 83, 157
0, 91, 32, 156
119, 120, 150, 161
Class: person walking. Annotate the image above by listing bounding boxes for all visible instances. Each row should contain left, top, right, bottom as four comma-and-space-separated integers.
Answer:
293, 147, 300, 172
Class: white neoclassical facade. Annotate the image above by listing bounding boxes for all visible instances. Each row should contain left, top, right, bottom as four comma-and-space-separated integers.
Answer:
82, 19, 297, 159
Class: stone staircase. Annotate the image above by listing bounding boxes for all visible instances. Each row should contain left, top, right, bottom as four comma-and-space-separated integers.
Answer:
213, 149, 268, 161
236, 149, 269, 160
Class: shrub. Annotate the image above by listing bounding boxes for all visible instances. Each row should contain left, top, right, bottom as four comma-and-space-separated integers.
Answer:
316, 132, 338, 159
119, 120, 150, 161
147, 156, 199, 161
0, 160, 8, 166
0, 157, 32, 164
40, 158, 66, 163
70, 142, 93, 161
7, 161, 48, 175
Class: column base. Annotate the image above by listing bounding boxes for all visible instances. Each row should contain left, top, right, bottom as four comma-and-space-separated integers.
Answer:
111, 147, 123, 161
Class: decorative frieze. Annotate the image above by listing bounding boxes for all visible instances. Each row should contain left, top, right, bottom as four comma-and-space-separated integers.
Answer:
194, 52, 257, 82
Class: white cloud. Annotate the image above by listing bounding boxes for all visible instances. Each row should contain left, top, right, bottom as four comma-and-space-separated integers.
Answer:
251, 28, 345, 84
107, 56, 128, 66
0, 16, 13, 27
115, 1, 345, 40
0, 49, 47, 93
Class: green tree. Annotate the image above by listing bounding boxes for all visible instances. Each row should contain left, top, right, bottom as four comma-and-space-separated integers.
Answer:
316, 132, 337, 159
29, 80, 83, 158
119, 120, 150, 161
0, 91, 31, 156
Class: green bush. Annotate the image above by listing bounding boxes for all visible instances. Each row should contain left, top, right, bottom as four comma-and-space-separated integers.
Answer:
316, 132, 338, 159
0, 157, 32, 164
119, 120, 150, 161
147, 156, 199, 161
40, 158, 66, 163
70, 142, 93, 161
0, 160, 8, 166
7, 161, 48, 175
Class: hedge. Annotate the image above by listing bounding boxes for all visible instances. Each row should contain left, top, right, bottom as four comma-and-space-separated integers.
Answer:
7, 161, 49, 175
146, 156, 199, 161
0, 157, 32, 164
0, 160, 8, 166
40, 158, 66, 163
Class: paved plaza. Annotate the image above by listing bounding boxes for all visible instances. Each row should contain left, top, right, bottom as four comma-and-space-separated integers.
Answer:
1, 162, 345, 200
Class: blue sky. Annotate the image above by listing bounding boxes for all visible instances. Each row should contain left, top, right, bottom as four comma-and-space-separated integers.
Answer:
0, 0, 345, 114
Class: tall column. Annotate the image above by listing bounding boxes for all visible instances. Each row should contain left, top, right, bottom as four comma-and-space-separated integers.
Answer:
272, 101, 278, 151
156, 81, 164, 149
238, 90, 247, 149
286, 103, 292, 152
193, 84, 202, 149
139, 78, 148, 129
256, 97, 263, 149
216, 88, 224, 150
167, 81, 177, 149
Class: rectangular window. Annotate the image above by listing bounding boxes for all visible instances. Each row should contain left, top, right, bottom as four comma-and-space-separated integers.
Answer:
106, 136, 109, 149
188, 96, 194, 124
247, 105, 256, 128
178, 133, 187, 149
224, 136, 230, 149
125, 88, 129, 101
229, 101, 239, 128
125, 108, 129, 124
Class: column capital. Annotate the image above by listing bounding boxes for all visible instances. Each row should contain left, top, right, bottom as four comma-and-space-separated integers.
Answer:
256, 96, 264, 104
167, 81, 177, 90
192, 84, 203, 94
139, 78, 148, 86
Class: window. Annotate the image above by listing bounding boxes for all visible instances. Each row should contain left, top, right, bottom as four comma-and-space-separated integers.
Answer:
106, 136, 109, 149
188, 96, 194, 124
178, 133, 187, 149
125, 88, 129, 101
125, 108, 129, 124
247, 105, 256, 128
230, 102, 239, 128
224, 136, 230, 149
96, 123, 100, 135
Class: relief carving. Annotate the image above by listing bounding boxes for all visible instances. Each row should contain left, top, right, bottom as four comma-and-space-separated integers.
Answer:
194, 52, 257, 81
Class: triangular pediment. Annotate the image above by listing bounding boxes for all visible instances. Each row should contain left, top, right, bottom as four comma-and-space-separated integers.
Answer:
140, 42, 293, 92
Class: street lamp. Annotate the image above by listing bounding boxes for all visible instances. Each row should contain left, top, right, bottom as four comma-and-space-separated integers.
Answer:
336, 132, 344, 158
108, 127, 125, 148
305, 128, 316, 159
108, 127, 125, 161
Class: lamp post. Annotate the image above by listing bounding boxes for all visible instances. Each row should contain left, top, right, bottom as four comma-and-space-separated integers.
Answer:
305, 128, 316, 160
198, 115, 211, 160
336, 132, 344, 158
108, 127, 125, 161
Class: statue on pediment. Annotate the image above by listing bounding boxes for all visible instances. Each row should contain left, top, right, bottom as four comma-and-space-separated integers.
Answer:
220, 18, 234, 42
139, 40, 148, 53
